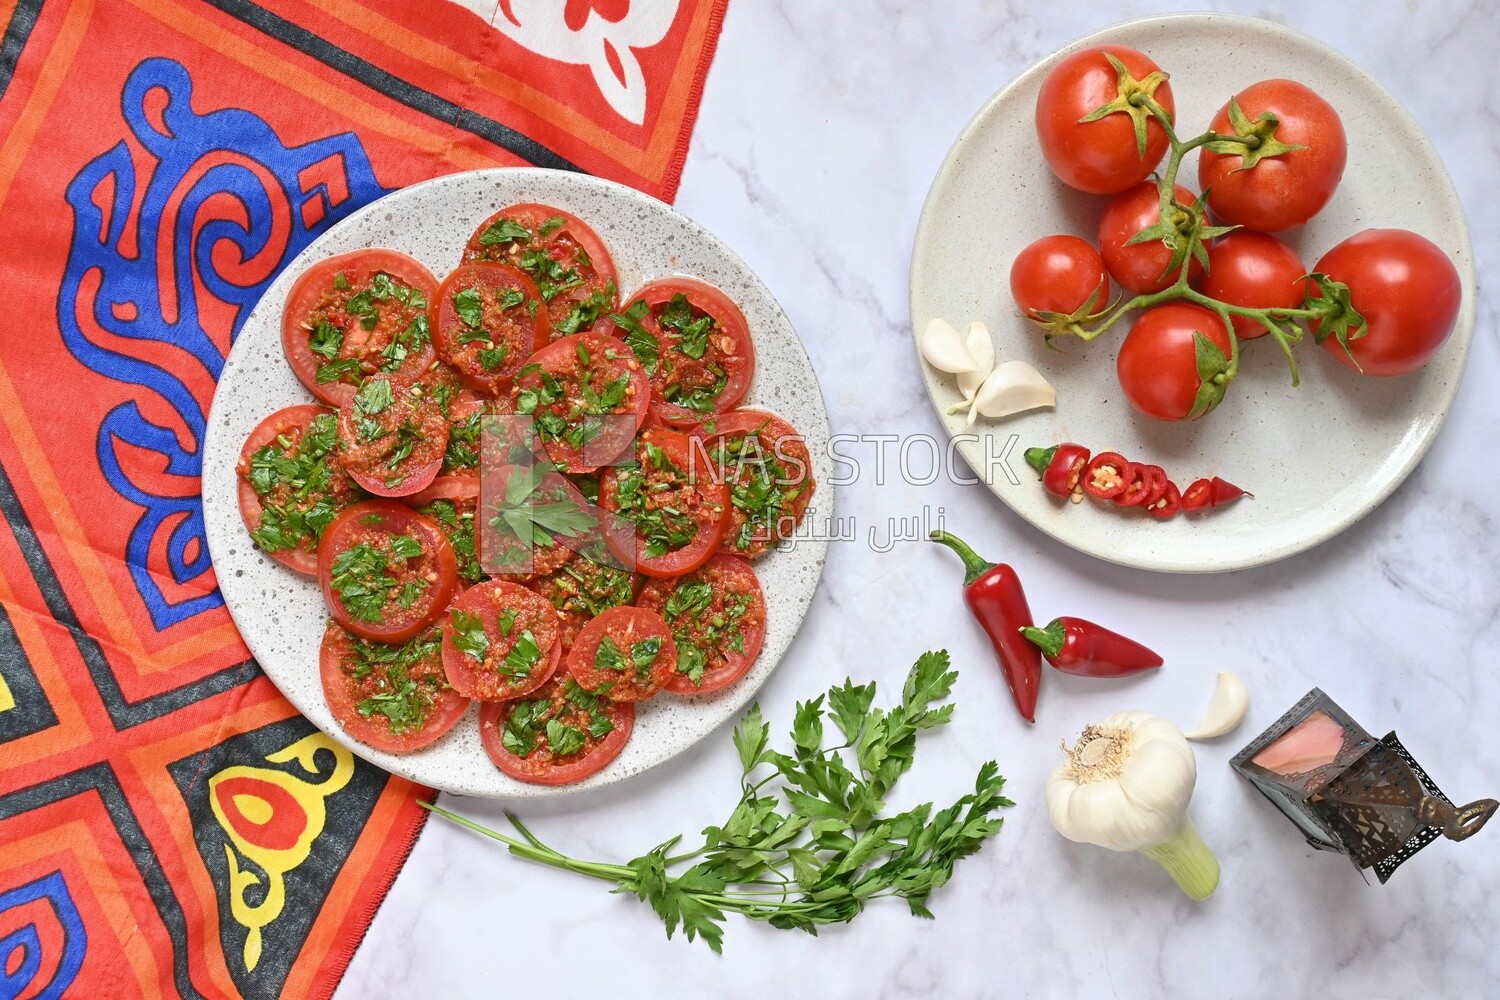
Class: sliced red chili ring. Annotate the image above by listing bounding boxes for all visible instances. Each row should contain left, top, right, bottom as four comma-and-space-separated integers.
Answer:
1082, 452, 1130, 501
1181, 478, 1212, 511
1141, 465, 1169, 507
1116, 463, 1151, 506
1146, 480, 1182, 519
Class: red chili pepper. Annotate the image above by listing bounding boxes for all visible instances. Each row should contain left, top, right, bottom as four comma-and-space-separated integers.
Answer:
1141, 465, 1169, 506
1209, 476, 1248, 506
1018, 617, 1163, 678
929, 530, 1041, 723
1025, 443, 1090, 498
1181, 478, 1212, 511
1146, 480, 1182, 519
1082, 452, 1129, 501
1117, 463, 1151, 506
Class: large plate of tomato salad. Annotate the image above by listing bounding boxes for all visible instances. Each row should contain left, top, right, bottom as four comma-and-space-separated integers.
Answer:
203, 169, 832, 797
910, 14, 1474, 573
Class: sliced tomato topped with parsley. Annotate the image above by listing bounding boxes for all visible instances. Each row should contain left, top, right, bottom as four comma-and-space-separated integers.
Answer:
408, 476, 482, 586
478, 674, 633, 785
479, 463, 608, 579
433, 262, 550, 394
608, 277, 754, 426
511, 331, 649, 473
526, 549, 640, 652
637, 554, 766, 695
335, 374, 448, 497
441, 579, 561, 701
462, 204, 618, 338
317, 500, 458, 643
237, 404, 363, 574
319, 620, 468, 754
598, 429, 729, 578
702, 409, 815, 558
282, 249, 437, 406
566, 606, 676, 702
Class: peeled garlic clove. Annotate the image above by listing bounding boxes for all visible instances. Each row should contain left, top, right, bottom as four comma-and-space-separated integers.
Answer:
970, 361, 1056, 423
956, 322, 995, 401
1184, 672, 1249, 741
921, 318, 980, 374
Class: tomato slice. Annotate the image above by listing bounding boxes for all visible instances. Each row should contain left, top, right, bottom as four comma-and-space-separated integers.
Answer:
282, 249, 438, 406
1082, 452, 1130, 501
566, 606, 677, 702
432, 262, 550, 394
526, 550, 640, 652
477, 674, 633, 785
637, 554, 766, 695
480, 464, 614, 580
335, 374, 448, 497
606, 276, 755, 426
317, 500, 458, 643
701, 409, 815, 559
511, 331, 649, 473
237, 404, 362, 575
598, 429, 729, 578
319, 620, 469, 753
407, 476, 483, 587
441, 579, 561, 700
462, 204, 619, 338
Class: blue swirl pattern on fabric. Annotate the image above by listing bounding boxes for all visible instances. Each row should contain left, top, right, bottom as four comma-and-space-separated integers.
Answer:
0, 869, 87, 1000
58, 57, 389, 629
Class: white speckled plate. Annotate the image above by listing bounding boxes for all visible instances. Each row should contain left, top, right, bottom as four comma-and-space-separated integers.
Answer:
910, 13, 1474, 573
203, 169, 832, 797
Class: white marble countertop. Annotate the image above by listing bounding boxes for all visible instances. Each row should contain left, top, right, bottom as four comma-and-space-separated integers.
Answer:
337, 3, 1499, 997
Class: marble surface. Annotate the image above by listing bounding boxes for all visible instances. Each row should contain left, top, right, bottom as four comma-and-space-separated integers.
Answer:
335, 2, 1499, 997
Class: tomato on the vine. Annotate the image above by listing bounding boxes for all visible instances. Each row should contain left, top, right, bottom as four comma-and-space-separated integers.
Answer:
1010, 235, 1110, 321
1197, 232, 1308, 339
1199, 79, 1347, 232
1312, 229, 1461, 377
1099, 183, 1203, 295
1035, 45, 1176, 195
1116, 303, 1233, 421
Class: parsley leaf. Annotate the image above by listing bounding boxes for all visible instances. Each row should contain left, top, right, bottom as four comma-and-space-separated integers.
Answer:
450, 609, 489, 660
479, 217, 530, 245
454, 287, 484, 329
545, 719, 586, 758
538, 215, 567, 238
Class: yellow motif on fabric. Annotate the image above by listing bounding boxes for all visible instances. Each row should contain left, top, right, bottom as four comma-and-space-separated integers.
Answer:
207, 733, 354, 971
0, 673, 13, 712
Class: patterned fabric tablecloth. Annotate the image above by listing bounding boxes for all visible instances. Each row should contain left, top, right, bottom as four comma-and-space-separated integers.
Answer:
0, 1, 724, 996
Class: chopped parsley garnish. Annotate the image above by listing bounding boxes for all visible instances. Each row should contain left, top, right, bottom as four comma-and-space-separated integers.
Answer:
538, 215, 567, 238
478, 346, 508, 372
354, 377, 393, 416
450, 609, 489, 660
422, 499, 482, 583
554, 280, 617, 336
595, 633, 663, 683
661, 578, 752, 685
546, 720, 586, 757
329, 539, 425, 625
348, 628, 446, 736
663, 363, 729, 413
517, 249, 582, 303
611, 457, 698, 559
454, 287, 484, 328
502, 629, 543, 678
609, 300, 659, 376
246, 413, 344, 553
479, 218, 530, 245
659, 293, 715, 359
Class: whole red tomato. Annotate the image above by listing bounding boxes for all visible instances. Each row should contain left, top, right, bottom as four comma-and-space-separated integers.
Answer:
1035, 45, 1176, 195
1312, 229, 1462, 376
1099, 183, 1203, 295
1116, 303, 1233, 421
1010, 235, 1110, 320
1197, 232, 1308, 339
1199, 79, 1346, 232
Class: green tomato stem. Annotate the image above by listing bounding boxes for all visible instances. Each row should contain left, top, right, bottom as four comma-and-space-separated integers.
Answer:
1139, 815, 1220, 901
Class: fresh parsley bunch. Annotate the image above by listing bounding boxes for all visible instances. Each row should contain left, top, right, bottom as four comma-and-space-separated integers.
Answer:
426, 650, 1011, 952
